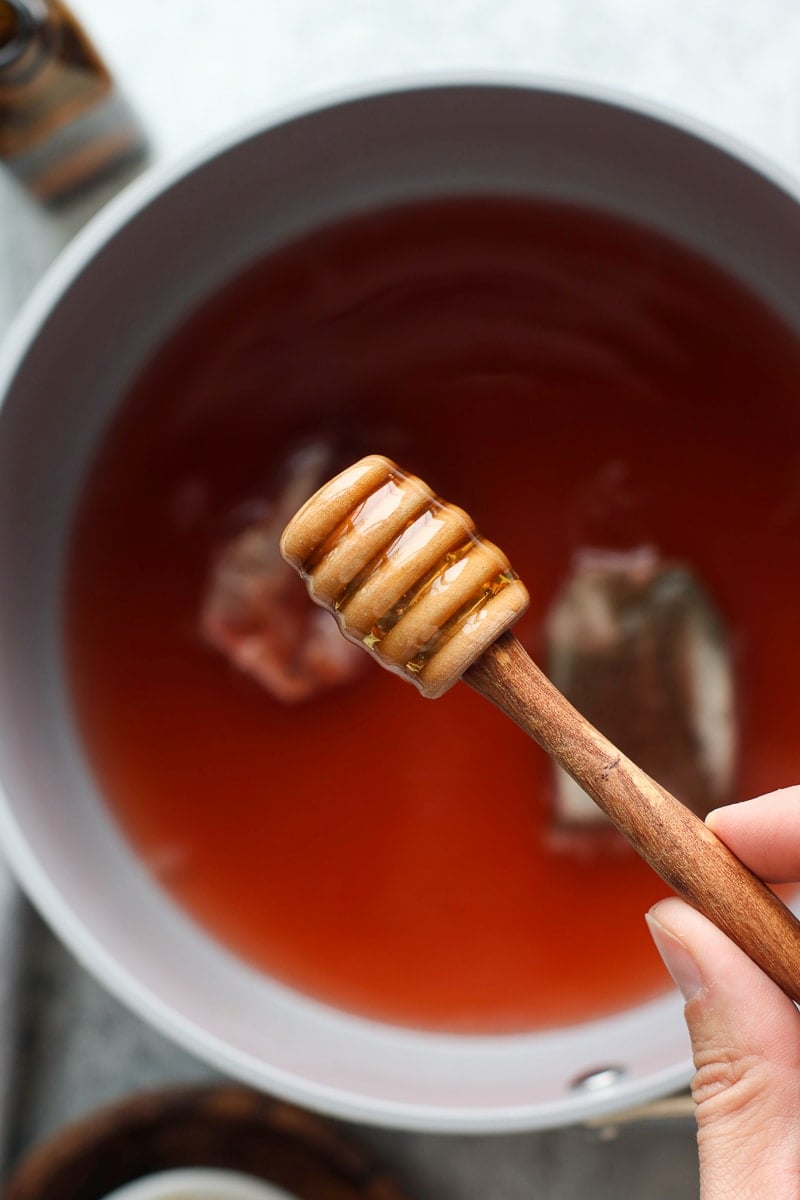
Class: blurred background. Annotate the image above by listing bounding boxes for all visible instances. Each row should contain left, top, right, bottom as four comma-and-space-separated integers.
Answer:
3, 2, 800, 1197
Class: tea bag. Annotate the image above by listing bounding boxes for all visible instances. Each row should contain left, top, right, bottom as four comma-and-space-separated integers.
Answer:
200, 441, 366, 703
544, 547, 737, 845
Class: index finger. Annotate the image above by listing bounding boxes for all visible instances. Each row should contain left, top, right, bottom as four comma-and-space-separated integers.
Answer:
707, 786, 800, 883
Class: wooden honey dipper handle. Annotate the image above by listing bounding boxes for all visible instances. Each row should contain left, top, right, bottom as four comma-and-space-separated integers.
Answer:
467, 633, 800, 1004
281, 454, 800, 1004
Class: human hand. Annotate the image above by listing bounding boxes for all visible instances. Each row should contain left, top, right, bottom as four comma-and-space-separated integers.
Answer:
647, 787, 800, 1200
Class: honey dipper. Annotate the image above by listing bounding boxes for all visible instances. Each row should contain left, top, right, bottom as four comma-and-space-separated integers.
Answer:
280, 454, 800, 1004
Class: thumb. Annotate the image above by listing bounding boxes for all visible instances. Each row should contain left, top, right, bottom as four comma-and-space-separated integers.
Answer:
647, 897, 800, 1200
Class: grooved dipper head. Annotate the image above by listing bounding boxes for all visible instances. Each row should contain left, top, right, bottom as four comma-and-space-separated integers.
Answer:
280, 454, 529, 697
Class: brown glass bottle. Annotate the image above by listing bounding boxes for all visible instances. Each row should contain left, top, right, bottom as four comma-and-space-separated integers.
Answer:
0, 0, 143, 201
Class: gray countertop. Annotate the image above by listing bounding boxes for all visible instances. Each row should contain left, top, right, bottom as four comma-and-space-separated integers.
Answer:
4, 1, 800, 1195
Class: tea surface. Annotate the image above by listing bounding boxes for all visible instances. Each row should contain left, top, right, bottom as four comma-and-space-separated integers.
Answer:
66, 198, 800, 1031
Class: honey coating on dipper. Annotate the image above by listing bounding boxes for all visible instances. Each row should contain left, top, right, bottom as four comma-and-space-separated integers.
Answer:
280, 455, 530, 697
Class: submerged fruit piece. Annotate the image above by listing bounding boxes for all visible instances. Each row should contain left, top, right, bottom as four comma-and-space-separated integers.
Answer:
201, 442, 366, 702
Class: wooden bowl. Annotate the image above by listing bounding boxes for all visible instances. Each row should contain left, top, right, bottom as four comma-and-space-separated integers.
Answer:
3, 1085, 413, 1200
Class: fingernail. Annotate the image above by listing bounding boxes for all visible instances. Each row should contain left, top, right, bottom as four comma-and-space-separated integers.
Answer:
645, 911, 703, 1002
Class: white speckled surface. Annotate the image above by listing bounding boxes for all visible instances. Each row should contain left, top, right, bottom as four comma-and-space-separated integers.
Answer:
70, 0, 800, 169
3, 1, 800, 1195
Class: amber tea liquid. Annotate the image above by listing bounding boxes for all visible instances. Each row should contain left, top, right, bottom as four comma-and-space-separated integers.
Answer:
66, 198, 800, 1032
